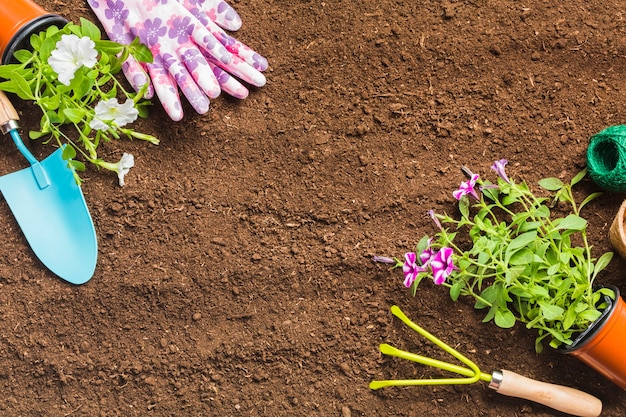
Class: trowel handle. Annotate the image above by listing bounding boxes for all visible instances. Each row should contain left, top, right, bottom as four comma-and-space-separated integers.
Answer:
490, 369, 602, 417
0, 90, 19, 133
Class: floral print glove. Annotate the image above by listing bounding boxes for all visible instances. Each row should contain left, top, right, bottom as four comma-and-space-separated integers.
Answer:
87, 0, 268, 121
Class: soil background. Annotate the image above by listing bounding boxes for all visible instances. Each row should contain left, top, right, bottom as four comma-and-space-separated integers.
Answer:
1, 0, 626, 416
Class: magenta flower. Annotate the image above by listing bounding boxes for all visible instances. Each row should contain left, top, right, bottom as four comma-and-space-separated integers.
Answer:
491, 159, 510, 183
419, 244, 435, 265
403, 252, 424, 288
430, 247, 455, 284
453, 173, 480, 200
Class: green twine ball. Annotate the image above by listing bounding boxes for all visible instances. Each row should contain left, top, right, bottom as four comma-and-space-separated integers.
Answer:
587, 125, 626, 192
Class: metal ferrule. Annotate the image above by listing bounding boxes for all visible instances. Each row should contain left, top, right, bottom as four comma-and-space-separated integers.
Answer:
488, 369, 503, 390
0, 119, 18, 135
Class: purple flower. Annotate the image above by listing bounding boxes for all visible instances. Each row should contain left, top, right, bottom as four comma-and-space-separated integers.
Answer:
453, 173, 480, 200
372, 256, 396, 264
252, 53, 269, 71
403, 252, 424, 288
140, 18, 167, 47
169, 16, 194, 44
430, 247, 455, 285
212, 65, 230, 84
104, 0, 128, 24
491, 159, 510, 183
427, 209, 442, 230
181, 48, 203, 72
419, 246, 435, 265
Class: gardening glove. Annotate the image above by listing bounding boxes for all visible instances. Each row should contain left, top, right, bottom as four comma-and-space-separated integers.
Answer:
87, 0, 268, 121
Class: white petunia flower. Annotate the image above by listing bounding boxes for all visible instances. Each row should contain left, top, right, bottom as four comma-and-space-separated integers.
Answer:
115, 153, 135, 187
48, 34, 98, 86
89, 98, 139, 131
98, 153, 135, 187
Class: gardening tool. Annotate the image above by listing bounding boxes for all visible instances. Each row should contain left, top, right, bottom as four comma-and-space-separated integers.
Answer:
0, 91, 97, 284
370, 306, 602, 417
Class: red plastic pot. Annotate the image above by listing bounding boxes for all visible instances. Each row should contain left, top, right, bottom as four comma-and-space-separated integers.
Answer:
0, 0, 67, 64
561, 286, 626, 389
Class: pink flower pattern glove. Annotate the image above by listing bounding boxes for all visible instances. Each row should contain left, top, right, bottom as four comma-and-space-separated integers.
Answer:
87, 0, 268, 120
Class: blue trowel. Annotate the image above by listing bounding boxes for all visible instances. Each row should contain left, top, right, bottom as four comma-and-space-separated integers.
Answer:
0, 91, 97, 284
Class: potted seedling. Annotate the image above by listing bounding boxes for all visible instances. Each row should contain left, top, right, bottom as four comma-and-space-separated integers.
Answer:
0, 17, 157, 185
374, 159, 626, 388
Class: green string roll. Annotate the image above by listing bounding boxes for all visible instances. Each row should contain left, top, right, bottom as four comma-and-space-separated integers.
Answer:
587, 125, 626, 192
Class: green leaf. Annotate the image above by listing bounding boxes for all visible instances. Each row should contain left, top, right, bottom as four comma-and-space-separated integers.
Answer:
80, 17, 102, 41
12, 49, 33, 64
570, 169, 587, 186
62, 144, 77, 160
11, 72, 34, 100
494, 309, 516, 328
593, 252, 613, 278
554, 214, 587, 231
0, 64, 23, 79
563, 302, 578, 330
508, 230, 537, 251
94, 39, 125, 56
509, 248, 534, 266
459, 196, 469, 219
546, 263, 560, 276
68, 160, 86, 172
579, 192, 603, 211
538, 177, 564, 191
130, 37, 154, 63
539, 302, 564, 321
63, 108, 86, 124
450, 281, 463, 301
28, 130, 48, 139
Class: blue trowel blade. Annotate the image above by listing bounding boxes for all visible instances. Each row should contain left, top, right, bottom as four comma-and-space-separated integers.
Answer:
0, 148, 97, 284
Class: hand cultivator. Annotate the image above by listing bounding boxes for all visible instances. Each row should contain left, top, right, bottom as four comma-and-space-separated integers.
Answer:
370, 306, 602, 417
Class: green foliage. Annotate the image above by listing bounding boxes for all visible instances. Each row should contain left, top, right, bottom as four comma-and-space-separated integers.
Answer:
411, 168, 614, 352
0, 18, 158, 179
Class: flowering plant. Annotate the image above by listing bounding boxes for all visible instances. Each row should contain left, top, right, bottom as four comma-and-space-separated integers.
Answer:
0, 18, 157, 184
376, 160, 614, 352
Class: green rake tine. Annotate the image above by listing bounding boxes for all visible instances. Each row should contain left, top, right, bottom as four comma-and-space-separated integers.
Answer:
369, 305, 485, 390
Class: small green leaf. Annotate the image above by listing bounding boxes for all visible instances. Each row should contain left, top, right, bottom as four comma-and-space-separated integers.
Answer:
12, 72, 34, 100
450, 281, 463, 301
494, 309, 516, 328
62, 144, 77, 160
539, 302, 564, 321
509, 248, 534, 266
538, 177, 564, 191
508, 230, 537, 251
63, 108, 86, 124
80, 17, 102, 41
554, 214, 587, 231
570, 169, 587, 186
130, 38, 154, 63
28, 130, 48, 139
12, 49, 33, 63
579, 192, 603, 211
593, 252, 613, 278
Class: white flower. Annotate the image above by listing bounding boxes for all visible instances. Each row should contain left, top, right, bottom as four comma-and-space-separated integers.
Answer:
48, 34, 98, 86
110, 153, 135, 187
89, 98, 139, 131
97, 153, 135, 186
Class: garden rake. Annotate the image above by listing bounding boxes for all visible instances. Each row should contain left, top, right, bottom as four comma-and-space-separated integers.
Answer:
370, 306, 602, 417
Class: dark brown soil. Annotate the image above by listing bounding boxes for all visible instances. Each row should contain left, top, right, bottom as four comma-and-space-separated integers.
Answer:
1, 0, 626, 416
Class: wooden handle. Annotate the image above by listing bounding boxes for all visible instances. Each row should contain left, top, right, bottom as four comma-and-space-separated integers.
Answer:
0, 90, 19, 128
494, 369, 602, 417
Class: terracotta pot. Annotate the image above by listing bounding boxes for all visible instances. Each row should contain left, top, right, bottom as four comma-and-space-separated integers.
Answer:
0, 0, 66, 64
610, 200, 626, 258
561, 286, 626, 389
